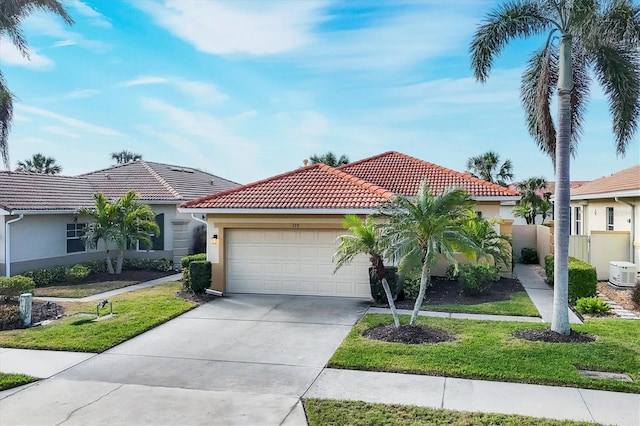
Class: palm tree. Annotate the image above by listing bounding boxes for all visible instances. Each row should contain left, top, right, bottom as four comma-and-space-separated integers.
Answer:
377, 182, 477, 325
111, 191, 159, 274
309, 152, 349, 167
17, 153, 62, 174
461, 213, 512, 271
0, 0, 73, 170
465, 151, 514, 186
515, 177, 548, 224
334, 214, 401, 328
512, 201, 535, 225
77, 193, 119, 274
111, 150, 142, 164
78, 191, 159, 274
471, 0, 640, 335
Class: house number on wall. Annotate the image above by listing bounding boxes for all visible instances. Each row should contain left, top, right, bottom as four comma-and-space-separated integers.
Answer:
292, 223, 300, 228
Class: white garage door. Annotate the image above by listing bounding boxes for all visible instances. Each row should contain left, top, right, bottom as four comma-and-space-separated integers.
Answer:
226, 229, 372, 298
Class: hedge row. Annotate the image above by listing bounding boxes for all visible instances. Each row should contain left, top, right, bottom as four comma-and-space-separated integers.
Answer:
22, 258, 172, 287
181, 253, 206, 283
0, 276, 36, 296
544, 254, 597, 303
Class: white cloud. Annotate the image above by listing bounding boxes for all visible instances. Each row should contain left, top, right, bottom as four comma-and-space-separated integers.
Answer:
41, 126, 81, 139
136, 0, 329, 55
17, 105, 123, 136
119, 76, 169, 87
0, 38, 54, 69
13, 114, 30, 122
61, 89, 101, 100
119, 75, 228, 105
68, 0, 112, 28
173, 80, 229, 104
24, 14, 111, 52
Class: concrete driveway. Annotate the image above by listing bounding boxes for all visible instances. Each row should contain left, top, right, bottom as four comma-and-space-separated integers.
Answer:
0, 294, 369, 425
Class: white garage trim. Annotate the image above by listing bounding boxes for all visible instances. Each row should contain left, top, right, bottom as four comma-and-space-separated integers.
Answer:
225, 228, 372, 298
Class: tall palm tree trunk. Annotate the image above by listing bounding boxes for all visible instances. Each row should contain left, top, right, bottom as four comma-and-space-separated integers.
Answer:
410, 250, 431, 325
105, 249, 115, 274
115, 246, 125, 274
551, 34, 572, 335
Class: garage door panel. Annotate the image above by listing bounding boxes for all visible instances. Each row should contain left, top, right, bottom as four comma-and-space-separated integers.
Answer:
226, 229, 370, 298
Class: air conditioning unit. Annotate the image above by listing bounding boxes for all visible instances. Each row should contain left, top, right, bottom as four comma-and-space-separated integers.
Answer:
609, 261, 638, 288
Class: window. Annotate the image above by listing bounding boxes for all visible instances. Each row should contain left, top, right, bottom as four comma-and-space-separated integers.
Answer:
574, 207, 582, 235
606, 207, 614, 231
475, 211, 483, 218
66, 223, 86, 253
138, 214, 164, 251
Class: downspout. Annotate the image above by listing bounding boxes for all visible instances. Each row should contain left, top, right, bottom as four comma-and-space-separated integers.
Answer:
5, 214, 24, 277
191, 213, 207, 226
615, 197, 635, 264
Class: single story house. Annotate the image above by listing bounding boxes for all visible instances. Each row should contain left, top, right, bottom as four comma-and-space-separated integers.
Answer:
179, 151, 520, 298
0, 161, 238, 276
569, 164, 640, 278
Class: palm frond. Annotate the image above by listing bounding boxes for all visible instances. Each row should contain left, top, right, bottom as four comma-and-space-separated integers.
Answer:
592, 43, 640, 154
0, 71, 13, 170
470, 0, 554, 82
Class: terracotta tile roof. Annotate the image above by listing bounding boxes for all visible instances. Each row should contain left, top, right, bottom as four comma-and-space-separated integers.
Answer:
181, 164, 393, 209
0, 172, 96, 212
338, 151, 519, 198
82, 161, 239, 202
571, 165, 640, 197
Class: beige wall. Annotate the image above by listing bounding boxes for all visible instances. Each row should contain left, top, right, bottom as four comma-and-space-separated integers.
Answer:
512, 225, 537, 262
590, 231, 630, 280
536, 224, 552, 266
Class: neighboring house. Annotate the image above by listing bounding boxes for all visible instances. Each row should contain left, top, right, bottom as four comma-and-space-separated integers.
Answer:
180, 151, 520, 298
0, 161, 239, 276
569, 165, 640, 279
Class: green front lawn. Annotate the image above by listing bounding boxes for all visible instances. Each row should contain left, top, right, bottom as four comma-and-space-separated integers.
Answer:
0, 373, 38, 391
328, 314, 640, 393
0, 282, 196, 352
423, 291, 539, 317
33, 280, 138, 298
303, 399, 597, 426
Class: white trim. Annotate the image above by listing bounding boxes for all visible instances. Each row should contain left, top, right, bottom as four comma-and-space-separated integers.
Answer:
473, 196, 520, 202
570, 189, 640, 200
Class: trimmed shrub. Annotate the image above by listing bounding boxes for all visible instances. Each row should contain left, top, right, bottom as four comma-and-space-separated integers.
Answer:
632, 282, 640, 308
575, 296, 611, 316
369, 267, 403, 304
22, 266, 68, 287
521, 247, 539, 264
0, 305, 21, 330
0, 275, 36, 296
188, 260, 211, 294
181, 253, 207, 283
544, 255, 597, 303
458, 263, 500, 296
122, 258, 172, 272
66, 264, 91, 281
444, 264, 459, 280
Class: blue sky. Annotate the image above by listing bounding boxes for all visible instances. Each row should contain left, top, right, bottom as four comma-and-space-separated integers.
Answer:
2, 0, 638, 185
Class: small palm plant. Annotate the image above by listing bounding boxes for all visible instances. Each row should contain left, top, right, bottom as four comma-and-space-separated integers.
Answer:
334, 214, 400, 328
461, 213, 512, 271
77, 193, 119, 274
377, 182, 478, 325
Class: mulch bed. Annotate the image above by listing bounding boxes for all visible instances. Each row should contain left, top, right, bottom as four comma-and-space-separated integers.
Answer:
0, 298, 65, 331
363, 324, 456, 344
388, 276, 524, 310
514, 329, 595, 343
175, 289, 219, 304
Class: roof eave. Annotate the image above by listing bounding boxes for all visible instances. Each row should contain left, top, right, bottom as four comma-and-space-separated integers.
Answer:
178, 207, 375, 215
473, 196, 521, 202
570, 189, 640, 200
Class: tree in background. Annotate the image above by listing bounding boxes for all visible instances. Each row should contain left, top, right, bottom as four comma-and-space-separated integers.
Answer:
17, 153, 62, 174
78, 191, 159, 274
471, 0, 640, 335
309, 152, 349, 167
514, 177, 549, 225
465, 150, 513, 186
0, 0, 73, 170
111, 150, 142, 164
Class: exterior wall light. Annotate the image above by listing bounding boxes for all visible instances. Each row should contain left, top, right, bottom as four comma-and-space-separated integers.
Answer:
211, 234, 219, 245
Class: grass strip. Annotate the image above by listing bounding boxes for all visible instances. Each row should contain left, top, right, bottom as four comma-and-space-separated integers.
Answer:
423, 291, 539, 317
328, 314, 640, 393
33, 281, 138, 298
0, 282, 196, 352
303, 399, 598, 426
0, 372, 38, 391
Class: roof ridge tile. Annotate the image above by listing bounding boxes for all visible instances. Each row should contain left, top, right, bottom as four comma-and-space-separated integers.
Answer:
141, 161, 183, 199
319, 164, 393, 199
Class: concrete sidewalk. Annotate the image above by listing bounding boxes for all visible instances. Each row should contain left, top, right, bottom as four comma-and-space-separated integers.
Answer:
305, 369, 640, 425
34, 272, 182, 303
